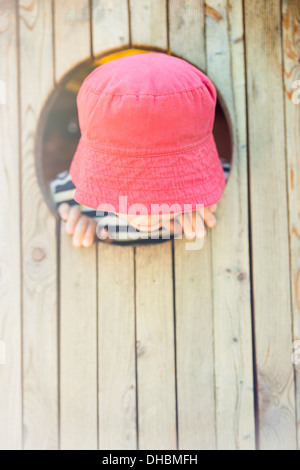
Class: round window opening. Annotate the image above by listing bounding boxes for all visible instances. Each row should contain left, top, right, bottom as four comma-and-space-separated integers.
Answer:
36, 49, 233, 248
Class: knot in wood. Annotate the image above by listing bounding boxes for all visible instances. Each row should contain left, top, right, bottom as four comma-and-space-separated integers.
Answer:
32, 247, 46, 262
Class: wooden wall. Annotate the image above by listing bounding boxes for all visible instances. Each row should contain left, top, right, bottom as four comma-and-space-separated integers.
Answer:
0, 0, 299, 450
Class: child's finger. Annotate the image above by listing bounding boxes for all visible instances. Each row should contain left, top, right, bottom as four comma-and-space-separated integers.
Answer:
162, 218, 183, 237
181, 212, 199, 239
72, 215, 89, 247
82, 220, 97, 247
65, 206, 82, 235
202, 207, 217, 228
172, 219, 184, 238
97, 226, 114, 242
191, 210, 206, 239
58, 202, 71, 221
208, 204, 217, 213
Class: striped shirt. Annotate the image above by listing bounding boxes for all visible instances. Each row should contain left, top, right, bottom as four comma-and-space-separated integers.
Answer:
49, 160, 231, 244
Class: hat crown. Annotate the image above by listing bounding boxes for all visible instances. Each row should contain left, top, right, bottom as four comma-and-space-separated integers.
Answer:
81, 52, 214, 96
77, 52, 217, 153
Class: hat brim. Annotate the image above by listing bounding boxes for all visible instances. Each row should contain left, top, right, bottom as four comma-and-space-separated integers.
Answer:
69, 133, 227, 216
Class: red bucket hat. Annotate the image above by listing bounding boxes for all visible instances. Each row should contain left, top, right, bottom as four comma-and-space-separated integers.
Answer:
69, 52, 226, 216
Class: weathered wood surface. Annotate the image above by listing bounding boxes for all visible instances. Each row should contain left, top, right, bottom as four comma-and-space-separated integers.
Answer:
245, 0, 297, 450
19, 0, 59, 450
1, 0, 299, 450
130, 0, 168, 50
54, 0, 91, 82
206, 0, 255, 450
92, 2, 137, 451
60, 225, 98, 450
98, 243, 136, 450
92, 0, 129, 56
282, 0, 300, 449
135, 242, 177, 450
0, 0, 22, 450
169, 0, 217, 451
54, 0, 98, 451
130, 0, 176, 451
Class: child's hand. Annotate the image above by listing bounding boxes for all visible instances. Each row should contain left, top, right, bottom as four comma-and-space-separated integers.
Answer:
163, 204, 218, 239
58, 203, 98, 248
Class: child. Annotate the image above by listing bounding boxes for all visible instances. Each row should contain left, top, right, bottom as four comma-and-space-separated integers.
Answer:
49, 52, 230, 247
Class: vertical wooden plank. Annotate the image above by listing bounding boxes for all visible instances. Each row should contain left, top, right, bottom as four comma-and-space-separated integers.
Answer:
98, 243, 136, 450
0, 0, 22, 450
206, 0, 255, 449
130, 1, 176, 450
54, 0, 91, 82
174, 236, 216, 450
92, 0, 130, 56
135, 242, 177, 450
130, 0, 167, 49
169, 0, 216, 450
245, 0, 297, 450
169, 0, 206, 68
54, 0, 98, 450
91, 0, 136, 450
60, 227, 98, 450
19, 0, 59, 450
282, 0, 300, 449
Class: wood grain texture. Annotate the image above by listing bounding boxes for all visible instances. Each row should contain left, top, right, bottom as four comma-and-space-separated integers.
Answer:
174, 235, 216, 450
60, 225, 98, 450
3, 0, 297, 451
130, 3, 176, 450
54, 0, 91, 82
98, 243, 136, 450
282, 0, 300, 449
91, 0, 136, 450
135, 242, 176, 450
245, 0, 297, 450
54, 0, 98, 451
0, 0, 22, 450
169, 0, 216, 450
206, 0, 255, 450
130, 0, 168, 50
19, 0, 59, 450
169, 0, 206, 68
92, 0, 130, 57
